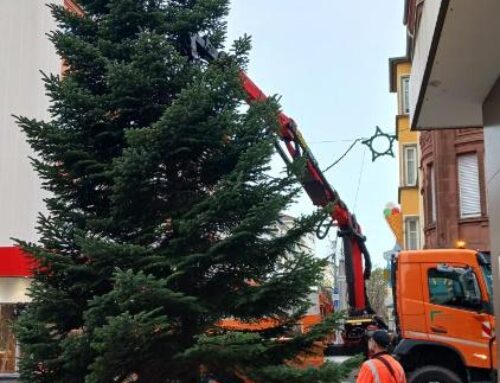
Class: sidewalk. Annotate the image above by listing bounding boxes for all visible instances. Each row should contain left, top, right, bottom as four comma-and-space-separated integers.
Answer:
326, 356, 359, 383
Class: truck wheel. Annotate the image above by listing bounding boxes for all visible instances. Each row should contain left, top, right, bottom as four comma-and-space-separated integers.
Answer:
409, 365, 463, 383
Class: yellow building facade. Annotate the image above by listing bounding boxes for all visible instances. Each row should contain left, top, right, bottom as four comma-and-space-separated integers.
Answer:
389, 58, 423, 250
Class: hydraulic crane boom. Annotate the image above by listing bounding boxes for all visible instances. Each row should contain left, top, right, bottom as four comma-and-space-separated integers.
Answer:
188, 35, 372, 315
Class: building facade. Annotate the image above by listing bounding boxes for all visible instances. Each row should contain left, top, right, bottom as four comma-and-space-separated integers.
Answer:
0, 2, 59, 377
420, 129, 489, 250
334, 252, 348, 312
389, 57, 423, 251
276, 214, 316, 258
389, 52, 489, 253
0, 1, 82, 378
403, 0, 500, 372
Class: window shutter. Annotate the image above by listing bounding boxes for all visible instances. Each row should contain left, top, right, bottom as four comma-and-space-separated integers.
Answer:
458, 154, 481, 218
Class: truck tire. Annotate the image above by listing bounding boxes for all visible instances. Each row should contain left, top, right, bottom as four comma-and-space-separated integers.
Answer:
409, 365, 463, 383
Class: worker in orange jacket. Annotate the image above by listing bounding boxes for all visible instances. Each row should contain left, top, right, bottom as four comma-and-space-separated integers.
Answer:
356, 330, 406, 383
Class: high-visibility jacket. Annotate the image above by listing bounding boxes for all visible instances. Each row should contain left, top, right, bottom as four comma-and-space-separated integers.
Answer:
356, 353, 406, 383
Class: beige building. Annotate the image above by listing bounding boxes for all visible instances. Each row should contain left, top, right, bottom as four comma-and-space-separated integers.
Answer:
389, 57, 423, 250
0, 1, 67, 378
0, 1, 58, 246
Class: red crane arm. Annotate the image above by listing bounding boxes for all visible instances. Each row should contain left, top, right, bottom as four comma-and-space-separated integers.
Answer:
240, 72, 348, 223
189, 35, 372, 314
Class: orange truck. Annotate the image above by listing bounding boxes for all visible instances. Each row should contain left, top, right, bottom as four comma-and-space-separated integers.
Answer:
218, 285, 335, 368
391, 249, 496, 383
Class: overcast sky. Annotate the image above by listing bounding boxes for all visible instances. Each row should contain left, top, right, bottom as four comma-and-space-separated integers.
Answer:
226, 1, 406, 267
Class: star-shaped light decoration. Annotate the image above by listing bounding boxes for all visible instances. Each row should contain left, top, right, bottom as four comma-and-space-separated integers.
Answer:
361, 126, 397, 162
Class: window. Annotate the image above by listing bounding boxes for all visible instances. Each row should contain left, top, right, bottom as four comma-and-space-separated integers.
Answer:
481, 262, 493, 303
429, 164, 436, 223
403, 145, 417, 186
400, 76, 410, 115
428, 267, 482, 310
404, 217, 420, 250
458, 153, 481, 218
0, 304, 18, 374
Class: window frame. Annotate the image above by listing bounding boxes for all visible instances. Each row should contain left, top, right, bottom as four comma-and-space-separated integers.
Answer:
457, 152, 481, 219
403, 145, 418, 187
427, 267, 483, 311
404, 215, 420, 250
400, 75, 410, 115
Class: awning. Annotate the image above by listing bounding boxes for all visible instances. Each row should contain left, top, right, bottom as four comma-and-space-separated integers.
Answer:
0, 247, 34, 277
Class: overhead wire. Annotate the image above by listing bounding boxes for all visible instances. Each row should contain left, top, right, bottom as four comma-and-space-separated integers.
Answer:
309, 138, 362, 144
353, 146, 367, 213
322, 138, 364, 173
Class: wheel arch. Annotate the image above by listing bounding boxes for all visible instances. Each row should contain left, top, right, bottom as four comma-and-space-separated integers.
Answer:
394, 339, 467, 381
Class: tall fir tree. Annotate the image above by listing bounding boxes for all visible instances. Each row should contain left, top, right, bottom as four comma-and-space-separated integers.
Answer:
15, 1, 357, 382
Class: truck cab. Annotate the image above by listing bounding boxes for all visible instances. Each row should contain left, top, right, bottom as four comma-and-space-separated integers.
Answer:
392, 249, 495, 383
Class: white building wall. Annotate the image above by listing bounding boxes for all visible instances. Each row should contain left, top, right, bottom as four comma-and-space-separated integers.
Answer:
0, 278, 32, 303
337, 257, 348, 311
483, 79, 500, 369
409, 0, 442, 124
0, 1, 62, 245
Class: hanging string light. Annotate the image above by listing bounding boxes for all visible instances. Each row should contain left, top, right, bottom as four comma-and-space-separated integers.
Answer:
361, 126, 397, 162
322, 126, 397, 172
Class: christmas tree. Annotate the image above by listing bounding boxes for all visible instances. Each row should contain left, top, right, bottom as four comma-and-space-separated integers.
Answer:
15, 1, 357, 382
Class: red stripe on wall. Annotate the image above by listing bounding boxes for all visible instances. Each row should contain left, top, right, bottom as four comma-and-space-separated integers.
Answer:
0, 247, 34, 277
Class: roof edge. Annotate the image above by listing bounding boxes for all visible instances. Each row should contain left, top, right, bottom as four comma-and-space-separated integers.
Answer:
389, 56, 410, 93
